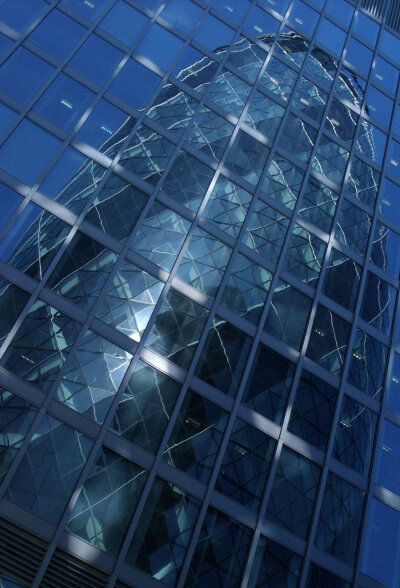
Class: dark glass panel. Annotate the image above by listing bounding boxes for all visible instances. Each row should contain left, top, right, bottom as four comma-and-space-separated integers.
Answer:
216, 418, 276, 510
347, 329, 387, 401
69, 34, 123, 86
360, 272, 396, 336
202, 175, 251, 237
249, 536, 302, 587
278, 114, 317, 164
112, 359, 181, 453
335, 199, 371, 255
288, 370, 337, 451
266, 446, 320, 538
225, 130, 269, 186
28, 9, 86, 60
315, 473, 365, 566
306, 563, 350, 587
67, 447, 146, 555
243, 343, 295, 424
163, 390, 228, 483
282, 224, 326, 287
322, 249, 361, 311
0, 47, 54, 104
298, 178, 337, 233
195, 317, 252, 397
244, 201, 289, 265
376, 420, 400, 497
307, 306, 351, 375
261, 155, 304, 211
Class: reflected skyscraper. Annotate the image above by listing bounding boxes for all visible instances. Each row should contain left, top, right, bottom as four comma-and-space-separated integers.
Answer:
0, 1, 400, 587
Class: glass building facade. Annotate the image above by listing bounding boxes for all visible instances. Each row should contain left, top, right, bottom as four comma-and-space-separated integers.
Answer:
0, 0, 400, 586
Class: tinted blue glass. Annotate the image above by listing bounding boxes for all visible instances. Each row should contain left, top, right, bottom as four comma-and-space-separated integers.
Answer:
61, 0, 113, 21
160, 0, 203, 35
388, 353, 400, 414
39, 147, 88, 200
326, 0, 354, 28
244, 5, 280, 38
365, 86, 393, 128
362, 499, 400, 588
109, 59, 161, 110
353, 11, 379, 45
258, 0, 290, 15
99, 1, 149, 45
33, 73, 95, 132
376, 420, 400, 496
380, 179, 400, 227
316, 19, 346, 57
0, 32, 13, 58
0, 47, 54, 104
0, 0, 47, 32
0, 102, 17, 137
289, 1, 319, 37
137, 24, 184, 71
76, 99, 129, 149
0, 184, 24, 235
28, 9, 86, 60
213, 0, 249, 24
69, 35, 123, 86
373, 56, 399, 94
346, 38, 373, 75
0, 120, 62, 185
380, 29, 400, 68
388, 140, 400, 180
194, 13, 235, 51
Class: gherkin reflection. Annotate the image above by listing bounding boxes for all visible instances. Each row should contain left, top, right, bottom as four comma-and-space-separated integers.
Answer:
0, 19, 394, 588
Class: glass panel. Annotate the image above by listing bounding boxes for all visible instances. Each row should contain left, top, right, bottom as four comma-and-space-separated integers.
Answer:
130, 202, 190, 272
249, 536, 302, 588
322, 249, 361, 311
266, 446, 320, 539
306, 564, 350, 588
365, 86, 393, 128
221, 253, 272, 324
224, 130, 269, 186
173, 46, 218, 94
39, 147, 107, 215
244, 201, 290, 265
316, 19, 346, 58
216, 418, 276, 510
0, 278, 31, 347
33, 73, 95, 133
372, 56, 398, 94
46, 232, 117, 312
99, 1, 149, 46
137, 24, 184, 71
195, 317, 252, 396
160, 149, 214, 213
347, 157, 380, 208
360, 272, 396, 336
0, 120, 62, 185
145, 288, 209, 369
244, 5, 280, 38
335, 199, 371, 255
67, 447, 146, 555
29, 10, 85, 60
325, 98, 358, 148
275, 27, 308, 67
278, 113, 317, 164
126, 478, 200, 586
307, 306, 351, 375
0, 0, 47, 32
293, 77, 328, 123
193, 13, 235, 52
242, 343, 295, 424
147, 83, 198, 137
96, 261, 163, 341
177, 227, 231, 297
163, 390, 228, 483
264, 280, 312, 351
261, 155, 304, 211
225, 38, 267, 83
185, 506, 252, 587
244, 93, 284, 142
56, 328, 132, 423
305, 47, 338, 88
356, 119, 387, 166
69, 34, 123, 86
185, 106, 234, 162
0, 184, 23, 236
0, 390, 37, 483
312, 135, 349, 185
288, 370, 337, 451
202, 175, 252, 237
376, 420, 400, 496
379, 178, 400, 227
85, 174, 148, 242
326, 0, 354, 28
61, 0, 113, 20
299, 178, 337, 233
76, 98, 133, 152
109, 58, 161, 111
5, 414, 92, 523
336, 67, 365, 108
388, 353, 400, 414
362, 499, 400, 588
345, 37, 373, 76
207, 68, 251, 118
0, 47, 54, 104
371, 222, 400, 279
347, 329, 387, 401
333, 395, 377, 475
288, 1, 319, 37
315, 472, 365, 566
119, 123, 176, 185
0, 300, 81, 391
112, 359, 181, 453
160, 0, 203, 35
282, 224, 326, 287
259, 56, 298, 102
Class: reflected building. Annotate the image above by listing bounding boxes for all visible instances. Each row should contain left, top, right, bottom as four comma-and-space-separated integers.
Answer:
0, 1, 400, 588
